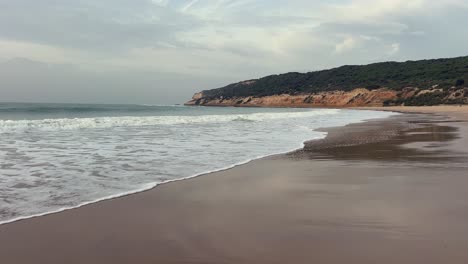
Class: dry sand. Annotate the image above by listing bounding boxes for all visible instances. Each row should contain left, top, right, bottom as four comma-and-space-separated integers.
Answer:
0, 106, 467, 264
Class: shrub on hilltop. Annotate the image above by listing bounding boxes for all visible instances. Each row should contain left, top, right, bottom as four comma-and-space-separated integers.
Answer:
201, 56, 468, 103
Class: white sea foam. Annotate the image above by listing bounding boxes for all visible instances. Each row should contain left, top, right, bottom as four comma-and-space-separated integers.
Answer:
0, 109, 340, 131
0, 134, 319, 226
0, 107, 395, 225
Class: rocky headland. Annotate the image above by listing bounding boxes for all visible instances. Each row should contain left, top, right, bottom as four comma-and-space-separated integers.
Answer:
186, 56, 468, 107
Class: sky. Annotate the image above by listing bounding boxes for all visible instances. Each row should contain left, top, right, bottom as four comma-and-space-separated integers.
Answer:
1, 0, 468, 104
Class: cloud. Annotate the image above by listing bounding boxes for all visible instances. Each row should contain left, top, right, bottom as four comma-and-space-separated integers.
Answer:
181, 0, 200, 12
327, 0, 425, 20
0, 0, 468, 103
151, 0, 171, 6
335, 36, 359, 54
389, 43, 401, 56
0, 0, 199, 51
0, 58, 230, 104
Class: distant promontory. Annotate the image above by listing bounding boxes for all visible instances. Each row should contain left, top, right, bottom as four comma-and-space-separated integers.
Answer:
186, 56, 468, 107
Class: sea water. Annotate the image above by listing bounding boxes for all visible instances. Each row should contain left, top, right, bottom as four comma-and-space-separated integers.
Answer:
0, 103, 394, 224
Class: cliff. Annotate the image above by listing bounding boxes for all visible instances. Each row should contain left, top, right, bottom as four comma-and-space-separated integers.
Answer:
186, 88, 392, 107
186, 87, 467, 107
186, 56, 468, 107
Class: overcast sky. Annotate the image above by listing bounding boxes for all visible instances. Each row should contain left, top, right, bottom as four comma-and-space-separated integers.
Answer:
1, 0, 467, 104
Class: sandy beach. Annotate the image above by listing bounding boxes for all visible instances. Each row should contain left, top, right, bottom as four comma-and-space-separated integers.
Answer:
1, 106, 467, 264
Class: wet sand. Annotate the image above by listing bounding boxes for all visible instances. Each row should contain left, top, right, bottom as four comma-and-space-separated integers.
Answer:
1, 106, 468, 263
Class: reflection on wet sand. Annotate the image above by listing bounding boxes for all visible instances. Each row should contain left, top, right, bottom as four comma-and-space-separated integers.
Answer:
297, 114, 467, 163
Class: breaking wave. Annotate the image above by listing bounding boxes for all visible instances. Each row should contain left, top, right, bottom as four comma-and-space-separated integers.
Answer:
0, 109, 340, 132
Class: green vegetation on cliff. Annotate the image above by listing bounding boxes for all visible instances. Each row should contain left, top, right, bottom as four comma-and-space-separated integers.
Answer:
200, 56, 468, 105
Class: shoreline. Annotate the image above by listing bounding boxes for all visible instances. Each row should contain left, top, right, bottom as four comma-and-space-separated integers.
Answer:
0, 105, 468, 263
0, 108, 392, 226
0, 140, 311, 227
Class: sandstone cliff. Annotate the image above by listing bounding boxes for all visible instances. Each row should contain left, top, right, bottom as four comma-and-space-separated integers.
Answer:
185, 87, 467, 107
185, 88, 396, 107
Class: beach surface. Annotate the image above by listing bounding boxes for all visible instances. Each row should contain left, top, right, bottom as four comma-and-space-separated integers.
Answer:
0, 106, 467, 264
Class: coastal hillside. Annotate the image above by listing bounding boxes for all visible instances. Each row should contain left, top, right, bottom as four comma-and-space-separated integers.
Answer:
186, 56, 468, 107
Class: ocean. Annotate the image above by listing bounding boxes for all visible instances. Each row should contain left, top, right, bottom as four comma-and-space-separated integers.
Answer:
0, 103, 394, 224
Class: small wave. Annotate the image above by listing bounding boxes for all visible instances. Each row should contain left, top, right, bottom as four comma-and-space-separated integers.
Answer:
0, 108, 395, 225
0, 133, 326, 226
0, 109, 341, 132
232, 117, 255, 122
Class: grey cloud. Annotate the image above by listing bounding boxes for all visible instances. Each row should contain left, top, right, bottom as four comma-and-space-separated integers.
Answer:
297, 3, 468, 65
1, 0, 468, 104
216, 13, 320, 28
393, 7, 468, 60
317, 21, 410, 37
0, 58, 228, 104
0, 0, 201, 50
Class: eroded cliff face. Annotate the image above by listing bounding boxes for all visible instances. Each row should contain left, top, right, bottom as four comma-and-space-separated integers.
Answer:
185, 88, 398, 107
185, 87, 468, 107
